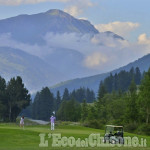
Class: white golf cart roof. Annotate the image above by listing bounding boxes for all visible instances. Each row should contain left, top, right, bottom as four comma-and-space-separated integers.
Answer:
106, 125, 123, 128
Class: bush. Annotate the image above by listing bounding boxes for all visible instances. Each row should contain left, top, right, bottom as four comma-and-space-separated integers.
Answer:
82, 119, 105, 129
124, 123, 138, 132
137, 124, 150, 135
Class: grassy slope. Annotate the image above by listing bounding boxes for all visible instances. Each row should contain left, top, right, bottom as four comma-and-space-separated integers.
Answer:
0, 123, 149, 150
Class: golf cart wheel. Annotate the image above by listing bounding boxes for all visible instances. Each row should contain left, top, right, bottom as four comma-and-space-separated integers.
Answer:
111, 139, 116, 144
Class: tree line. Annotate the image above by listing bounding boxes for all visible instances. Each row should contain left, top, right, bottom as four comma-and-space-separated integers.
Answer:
1, 67, 149, 135
31, 87, 95, 120
102, 67, 142, 93
55, 67, 150, 135
0, 76, 31, 122
62, 87, 95, 103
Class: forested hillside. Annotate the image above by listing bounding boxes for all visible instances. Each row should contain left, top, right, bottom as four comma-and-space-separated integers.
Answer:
23, 67, 150, 135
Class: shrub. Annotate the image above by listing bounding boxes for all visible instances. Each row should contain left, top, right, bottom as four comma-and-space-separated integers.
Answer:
137, 124, 150, 135
124, 122, 138, 132
82, 119, 105, 129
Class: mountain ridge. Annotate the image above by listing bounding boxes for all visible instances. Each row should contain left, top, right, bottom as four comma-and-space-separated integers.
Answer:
50, 53, 150, 95
0, 9, 99, 44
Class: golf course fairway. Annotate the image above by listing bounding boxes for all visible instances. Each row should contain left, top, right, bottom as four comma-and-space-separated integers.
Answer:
0, 123, 149, 150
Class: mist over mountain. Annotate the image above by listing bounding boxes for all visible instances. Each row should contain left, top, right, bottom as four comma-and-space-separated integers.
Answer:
50, 53, 150, 95
0, 9, 148, 93
42, 47, 91, 79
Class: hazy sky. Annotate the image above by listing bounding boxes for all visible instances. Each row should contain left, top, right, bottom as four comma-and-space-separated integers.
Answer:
0, 0, 149, 42
0, 0, 150, 76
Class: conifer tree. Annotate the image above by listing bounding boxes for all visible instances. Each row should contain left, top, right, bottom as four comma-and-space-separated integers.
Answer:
126, 79, 138, 123
56, 91, 61, 111
62, 88, 70, 101
139, 68, 150, 124
81, 99, 88, 121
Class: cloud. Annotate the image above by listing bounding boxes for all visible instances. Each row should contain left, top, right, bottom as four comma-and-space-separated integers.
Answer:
0, 33, 48, 56
91, 33, 129, 48
95, 21, 139, 37
137, 33, 150, 54
84, 52, 108, 68
64, 5, 82, 17
138, 33, 150, 45
43, 32, 149, 72
44, 32, 94, 54
79, 17, 88, 20
0, 0, 69, 5
64, 0, 94, 17
1, 31, 150, 75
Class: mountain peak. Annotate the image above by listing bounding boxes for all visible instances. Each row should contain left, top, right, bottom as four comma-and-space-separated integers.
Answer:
46, 9, 62, 14
45, 9, 69, 17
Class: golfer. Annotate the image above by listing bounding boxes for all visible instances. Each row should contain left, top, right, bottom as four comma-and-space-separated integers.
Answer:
50, 115, 56, 130
20, 116, 24, 129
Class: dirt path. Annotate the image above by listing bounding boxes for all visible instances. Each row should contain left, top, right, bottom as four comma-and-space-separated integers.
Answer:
28, 119, 49, 125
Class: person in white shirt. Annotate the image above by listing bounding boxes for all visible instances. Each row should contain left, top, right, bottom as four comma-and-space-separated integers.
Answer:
50, 116, 56, 130
20, 116, 24, 129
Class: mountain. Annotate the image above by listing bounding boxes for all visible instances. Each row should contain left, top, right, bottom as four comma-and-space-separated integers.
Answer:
0, 47, 66, 92
0, 9, 125, 92
50, 53, 150, 95
0, 9, 98, 44
112, 53, 150, 73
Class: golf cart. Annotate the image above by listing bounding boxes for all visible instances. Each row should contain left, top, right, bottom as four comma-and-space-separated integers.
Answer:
104, 125, 124, 144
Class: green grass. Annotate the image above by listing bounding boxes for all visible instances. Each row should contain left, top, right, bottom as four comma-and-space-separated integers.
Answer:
0, 122, 149, 150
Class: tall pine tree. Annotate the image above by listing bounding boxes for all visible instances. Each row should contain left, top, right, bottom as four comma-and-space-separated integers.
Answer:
55, 91, 61, 111
126, 79, 138, 123
6, 76, 31, 122
62, 88, 70, 101
139, 68, 150, 124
